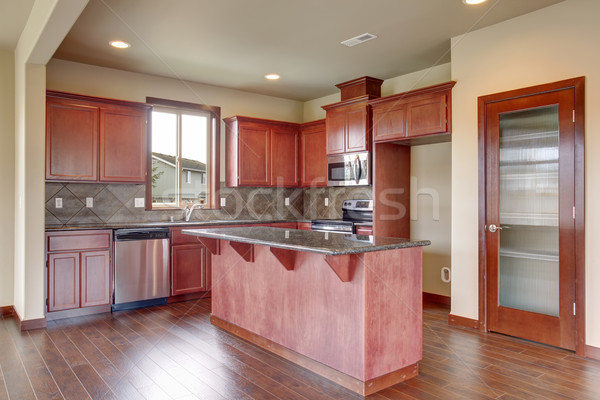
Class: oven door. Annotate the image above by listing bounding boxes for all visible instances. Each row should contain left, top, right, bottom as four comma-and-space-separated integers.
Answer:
327, 152, 370, 186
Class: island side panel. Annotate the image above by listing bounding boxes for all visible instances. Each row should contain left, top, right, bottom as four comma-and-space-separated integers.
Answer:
211, 241, 366, 379
364, 246, 423, 380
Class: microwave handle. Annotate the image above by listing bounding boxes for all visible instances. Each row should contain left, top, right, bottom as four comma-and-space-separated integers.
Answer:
353, 155, 361, 184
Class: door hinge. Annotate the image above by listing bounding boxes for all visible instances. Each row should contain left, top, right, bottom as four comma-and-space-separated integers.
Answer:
573, 206, 576, 220
573, 302, 576, 315
46, 298, 49, 306
573, 110, 575, 123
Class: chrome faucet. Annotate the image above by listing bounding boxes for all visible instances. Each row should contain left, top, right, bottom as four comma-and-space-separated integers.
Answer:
183, 203, 203, 221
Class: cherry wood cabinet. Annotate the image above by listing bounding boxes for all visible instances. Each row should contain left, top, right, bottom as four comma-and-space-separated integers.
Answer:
225, 116, 299, 187
99, 106, 148, 182
323, 98, 373, 155
46, 99, 99, 181
46, 230, 112, 313
46, 91, 150, 183
370, 81, 456, 144
271, 125, 299, 187
299, 119, 327, 187
80, 251, 111, 307
171, 244, 210, 295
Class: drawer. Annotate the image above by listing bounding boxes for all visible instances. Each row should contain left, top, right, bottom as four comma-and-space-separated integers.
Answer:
47, 230, 112, 252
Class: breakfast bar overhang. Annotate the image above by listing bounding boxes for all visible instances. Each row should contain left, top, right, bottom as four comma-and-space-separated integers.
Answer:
183, 227, 430, 396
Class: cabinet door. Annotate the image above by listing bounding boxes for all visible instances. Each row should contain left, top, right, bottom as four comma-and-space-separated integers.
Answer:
271, 126, 298, 187
80, 250, 111, 308
238, 124, 271, 186
299, 121, 327, 187
406, 93, 447, 137
48, 252, 80, 311
46, 99, 99, 181
99, 106, 148, 182
326, 110, 346, 155
345, 105, 370, 152
172, 244, 210, 295
373, 104, 407, 142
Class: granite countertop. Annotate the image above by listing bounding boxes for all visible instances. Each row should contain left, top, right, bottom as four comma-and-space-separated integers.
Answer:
45, 219, 312, 231
182, 226, 430, 256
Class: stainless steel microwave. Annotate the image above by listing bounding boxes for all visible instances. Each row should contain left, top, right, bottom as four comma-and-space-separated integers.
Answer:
327, 152, 370, 186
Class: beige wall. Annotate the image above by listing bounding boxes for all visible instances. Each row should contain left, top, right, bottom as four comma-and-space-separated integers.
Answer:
450, 0, 600, 346
303, 63, 453, 297
0, 50, 15, 307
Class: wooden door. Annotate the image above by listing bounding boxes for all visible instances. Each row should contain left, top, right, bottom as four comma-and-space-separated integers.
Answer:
299, 120, 327, 187
406, 93, 447, 137
171, 244, 210, 295
48, 252, 80, 311
271, 126, 298, 187
46, 99, 99, 181
80, 250, 111, 307
99, 106, 148, 183
484, 88, 576, 350
238, 124, 271, 186
345, 104, 369, 153
325, 109, 346, 155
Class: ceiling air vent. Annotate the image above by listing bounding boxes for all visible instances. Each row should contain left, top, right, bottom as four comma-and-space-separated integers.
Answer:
341, 33, 377, 47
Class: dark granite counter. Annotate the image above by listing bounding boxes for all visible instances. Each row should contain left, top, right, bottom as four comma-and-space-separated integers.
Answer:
182, 226, 430, 256
45, 219, 311, 231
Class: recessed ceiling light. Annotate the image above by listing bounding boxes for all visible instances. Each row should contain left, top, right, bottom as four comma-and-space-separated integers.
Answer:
265, 74, 280, 80
462, 0, 488, 4
109, 40, 131, 49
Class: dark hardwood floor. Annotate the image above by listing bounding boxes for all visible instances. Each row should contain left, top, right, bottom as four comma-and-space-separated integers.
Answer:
1, 299, 599, 399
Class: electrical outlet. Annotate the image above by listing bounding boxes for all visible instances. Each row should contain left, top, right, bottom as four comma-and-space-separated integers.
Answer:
55, 198, 63, 208
86, 197, 93, 208
134, 198, 144, 208
285, 230, 290, 239
220, 197, 226, 207
324, 197, 329, 206
285, 197, 290, 206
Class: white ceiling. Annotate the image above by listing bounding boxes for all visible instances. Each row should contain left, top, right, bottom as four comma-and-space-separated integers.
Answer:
6, 0, 564, 101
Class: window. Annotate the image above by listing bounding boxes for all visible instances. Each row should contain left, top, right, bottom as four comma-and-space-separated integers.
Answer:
146, 97, 220, 209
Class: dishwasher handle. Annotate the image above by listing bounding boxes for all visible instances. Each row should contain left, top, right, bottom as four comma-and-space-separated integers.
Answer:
114, 228, 170, 241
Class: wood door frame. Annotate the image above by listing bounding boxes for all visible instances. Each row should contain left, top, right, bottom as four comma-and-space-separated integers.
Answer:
477, 76, 585, 355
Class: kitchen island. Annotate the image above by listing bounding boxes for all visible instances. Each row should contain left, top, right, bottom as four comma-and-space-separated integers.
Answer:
183, 226, 430, 396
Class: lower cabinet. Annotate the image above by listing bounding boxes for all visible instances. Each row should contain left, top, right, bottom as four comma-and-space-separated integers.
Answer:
171, 244, 210, 295
46, 230, 112, 312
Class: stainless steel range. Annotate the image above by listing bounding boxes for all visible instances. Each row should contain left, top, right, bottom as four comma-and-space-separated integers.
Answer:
311, 199, 373, 234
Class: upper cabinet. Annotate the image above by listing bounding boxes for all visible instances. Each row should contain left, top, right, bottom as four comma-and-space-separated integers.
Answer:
322, 76, 384, 156
299, 119, 327, 187
46, 91, 150, 183
225, 116, 299, 187
370, 81, 456, 144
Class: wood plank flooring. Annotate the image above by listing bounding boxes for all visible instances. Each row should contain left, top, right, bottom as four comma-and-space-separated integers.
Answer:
1, 299, 599, 399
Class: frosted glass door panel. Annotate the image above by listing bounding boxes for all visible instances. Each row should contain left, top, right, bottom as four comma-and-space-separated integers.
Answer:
498, 106, 559, 316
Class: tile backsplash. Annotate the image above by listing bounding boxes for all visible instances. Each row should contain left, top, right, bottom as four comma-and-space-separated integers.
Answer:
45, 182, 372, 227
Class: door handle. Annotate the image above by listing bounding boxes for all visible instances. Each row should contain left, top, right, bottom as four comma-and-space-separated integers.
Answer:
487, 224, 508, 232
353, 155, 362, 184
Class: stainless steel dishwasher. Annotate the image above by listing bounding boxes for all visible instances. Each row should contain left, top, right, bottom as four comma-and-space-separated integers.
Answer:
113, 227, 170, 311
